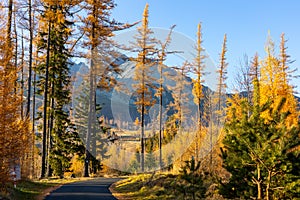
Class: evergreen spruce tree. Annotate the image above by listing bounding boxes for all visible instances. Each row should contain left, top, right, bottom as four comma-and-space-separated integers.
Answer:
35, 0, 82, 177
221, 47, 300, 199
175, 157, 206, 200
221, 97, 300, 199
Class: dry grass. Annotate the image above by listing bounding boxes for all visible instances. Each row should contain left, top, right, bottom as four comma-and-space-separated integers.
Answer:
110, 173, 177, 200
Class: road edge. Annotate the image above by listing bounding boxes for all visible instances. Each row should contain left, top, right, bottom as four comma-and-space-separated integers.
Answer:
36, 184, 63, 200
109, 182, 127, 200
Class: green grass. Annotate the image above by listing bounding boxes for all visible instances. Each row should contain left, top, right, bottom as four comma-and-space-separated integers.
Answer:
1, 178, 89, 200
10, 180, 57, 200
111, 173, 178, 200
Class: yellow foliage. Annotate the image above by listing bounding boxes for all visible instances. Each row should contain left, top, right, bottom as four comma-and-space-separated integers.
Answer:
68, 155, 84, 177
259, 35, 299, 126
226, 93, 245, 121
192, 23, 205, 104
192, 79, 203, 104
142, 4, 149, 30
57, 12, 65, 24
134, 117, 140, 126
0, 22, 32, 182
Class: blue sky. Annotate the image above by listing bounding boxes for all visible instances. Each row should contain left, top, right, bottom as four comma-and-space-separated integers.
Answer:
111, 0, 300, 94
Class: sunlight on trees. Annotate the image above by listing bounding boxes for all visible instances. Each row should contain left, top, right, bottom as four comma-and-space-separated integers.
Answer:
221, 37, 300, 199
0, 2, 32, 185
0, 1, 299, 200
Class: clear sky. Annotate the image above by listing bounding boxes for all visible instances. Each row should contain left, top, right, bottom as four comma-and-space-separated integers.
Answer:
111, 0, 300, 94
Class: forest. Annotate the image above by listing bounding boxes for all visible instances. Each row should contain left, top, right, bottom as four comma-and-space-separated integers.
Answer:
0, 0, 299, 199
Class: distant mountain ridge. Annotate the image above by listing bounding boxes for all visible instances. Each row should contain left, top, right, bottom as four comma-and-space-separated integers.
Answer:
71, 55, 203, 127
70, 55, 300, 128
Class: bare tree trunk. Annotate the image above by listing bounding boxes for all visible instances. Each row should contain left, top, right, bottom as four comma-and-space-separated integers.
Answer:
159, 63, 163, 170
196, 99, 201, 162
209, 95, 213, 168
257, 164, 262, 200
141, 101, 145, 172
41, 22, 51, 179
84, 58, 94, 177
31, 67, 36, 178
26, 0, 34, 117
13, 8, 18, 92
6, 0, 13, 44
84, 1, 98, 177
20, 32, 25, 119
140, 65, 145, 172
30, 1, 36, 179
266, 170, 272, 200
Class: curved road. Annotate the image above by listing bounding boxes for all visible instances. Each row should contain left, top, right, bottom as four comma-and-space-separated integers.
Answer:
45, 178, 121, 200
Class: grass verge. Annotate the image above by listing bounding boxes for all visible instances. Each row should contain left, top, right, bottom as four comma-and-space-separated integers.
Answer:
0, 178, 89, 200
110, 173, 178, 200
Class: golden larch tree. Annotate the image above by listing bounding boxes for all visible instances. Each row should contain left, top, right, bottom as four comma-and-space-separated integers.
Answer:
0, 3, 31, 184
132, 3, 157, 172
191, 23, 206, 162
260, 34, 298, 126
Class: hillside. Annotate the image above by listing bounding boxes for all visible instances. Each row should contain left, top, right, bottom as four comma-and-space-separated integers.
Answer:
71, 55, 300, 129
71, 55, 217, 130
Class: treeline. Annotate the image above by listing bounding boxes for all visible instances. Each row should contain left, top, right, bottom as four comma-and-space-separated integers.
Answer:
172, 33, 300, 199
0, 0, 299, 199
174, 33, 300, 200
0, 0, 132, 182
219, 36, 300, 199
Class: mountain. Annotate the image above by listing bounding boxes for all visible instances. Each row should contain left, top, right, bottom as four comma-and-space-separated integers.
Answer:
71, 55, 211, 130
71, 55, 300, 130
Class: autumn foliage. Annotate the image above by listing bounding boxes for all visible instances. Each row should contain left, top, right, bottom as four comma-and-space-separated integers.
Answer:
0, 8, 32, 184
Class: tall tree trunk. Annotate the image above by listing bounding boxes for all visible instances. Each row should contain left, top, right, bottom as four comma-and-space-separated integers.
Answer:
196, 99, 201, 162
140, 68, 145, 172
84, 1, 97, 177
91, 91, 97, 161
159, 62, 163, 170
26, 0, 33, 117
6, 0, 13, 44
20, 34, 25, 120
41, 22, 51, 179
31, 67, 36, 178
209, 95, 213, 167
141, 99, 145, 172
84, 59, 94, 177
30, 3, 36, 179
13, 9, 18, 91
47, 82, 55, 177
20, 32, 24, 119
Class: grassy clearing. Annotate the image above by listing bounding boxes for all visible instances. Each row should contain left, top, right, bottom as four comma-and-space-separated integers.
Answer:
111, 173, 178, 200
0, 177, 89, 200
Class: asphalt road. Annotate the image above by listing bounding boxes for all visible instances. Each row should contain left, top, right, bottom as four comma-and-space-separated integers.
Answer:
45, 178, 121, 200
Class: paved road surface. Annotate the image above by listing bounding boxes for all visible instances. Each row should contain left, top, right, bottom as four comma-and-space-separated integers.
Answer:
45, 178, 121, 200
